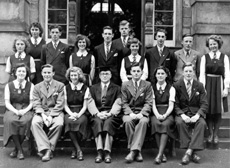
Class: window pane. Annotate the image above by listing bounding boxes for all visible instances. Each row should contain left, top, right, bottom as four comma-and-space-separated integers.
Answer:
155, 12, 173, 25
48, 25, 67, 39
49, 0, 67, 9
154, 26, 173, 40
155, 0, 173, 10
48, 10, 67, 24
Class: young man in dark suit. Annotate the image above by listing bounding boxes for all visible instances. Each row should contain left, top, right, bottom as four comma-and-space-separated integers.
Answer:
87, 66, 122, 163
174, 62, 208, 165
93, 26, 122, 85
113, 20, 131, 58
41, 25, 71, 84
121, 62, 153, 163
145, 29, 176, 84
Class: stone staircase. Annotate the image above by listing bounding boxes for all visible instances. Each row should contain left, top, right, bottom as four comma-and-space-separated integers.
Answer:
0, 101, 230, 149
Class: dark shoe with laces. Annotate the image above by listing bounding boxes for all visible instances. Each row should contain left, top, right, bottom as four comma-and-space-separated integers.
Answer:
181, 153, 191, 165
17, 150, 24, 160
95, 150, 103, 163
10, 148, 17, 158
104, 152, 111, 163
154, 155, 162, 165
71, 150, 76, 159
125, 150, 136, 163
135, 151, 143, 162
191, 153, 201, 163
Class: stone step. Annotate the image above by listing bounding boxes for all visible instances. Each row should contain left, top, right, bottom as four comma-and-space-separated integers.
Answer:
1, 136, 229, 150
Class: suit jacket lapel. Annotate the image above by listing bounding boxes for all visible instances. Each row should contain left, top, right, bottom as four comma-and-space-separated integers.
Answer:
100, 44, 107, 61
106, 43, 116, 60
40, 81, 48, 97
152, 46, 160, 64
47, 80, 57, 98
190, 80, 198, 100
179, 79, 190, 100
178, 50, 187, 64
126, 80, 136, 97
135, 80, 146, 100
159, 47, 169, 65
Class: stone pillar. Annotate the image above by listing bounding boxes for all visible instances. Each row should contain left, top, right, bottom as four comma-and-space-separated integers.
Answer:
182, 0, 192, 35
145, 0, 153, 48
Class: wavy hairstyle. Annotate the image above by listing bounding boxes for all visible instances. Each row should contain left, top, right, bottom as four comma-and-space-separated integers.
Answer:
65, 66, 86, 83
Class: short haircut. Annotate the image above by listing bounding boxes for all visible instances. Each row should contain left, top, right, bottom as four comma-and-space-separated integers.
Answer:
130, 62, 143, 70
13, 63, 30, 79
182, 34, 193, 40
74, 34, 91, 49
182, 62, 194, 70
49, 25, 62, 32
153, 66, 172, 85
28, 22, 44, 37
12, 36, 30, 53
65, 66, 86, 83
103, 26, 113, 33
155, 28, 167, 36
41, 64, 55, 72
206, 35, 223, 49
119, 20, 130, 27
127, 38, 142, 48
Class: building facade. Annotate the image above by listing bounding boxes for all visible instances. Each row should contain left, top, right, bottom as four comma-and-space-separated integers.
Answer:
0, 0, 230, 104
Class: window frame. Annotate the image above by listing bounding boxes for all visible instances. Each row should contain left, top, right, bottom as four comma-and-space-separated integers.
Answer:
45, 0, 69, 43
152, 0, 176, 47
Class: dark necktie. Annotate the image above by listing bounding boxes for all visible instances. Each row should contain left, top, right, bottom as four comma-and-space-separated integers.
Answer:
46, 83, 50, 91
54, 42, 57, 49
134, 81, 138, 97
213, 53, 217, 59
159, 86, 163, 94
101, 85, 107, 105
186, 80, 191, 98
106, 44, 110, 58
186, 51, 190, 58
18, 53, 22, 60
34, 38, 37, 47
18, 82, 22, 94
133, 56, 136, 63
74, 85, 77, 91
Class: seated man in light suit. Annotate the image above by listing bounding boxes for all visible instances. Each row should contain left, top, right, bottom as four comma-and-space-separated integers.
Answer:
121, 62, 153, 163
31, 64, 65, 162
174, 62, 208, 165
87, 66, 122, 163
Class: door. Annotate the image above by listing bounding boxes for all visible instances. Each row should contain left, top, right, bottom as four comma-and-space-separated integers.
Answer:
80, 0, 142, 50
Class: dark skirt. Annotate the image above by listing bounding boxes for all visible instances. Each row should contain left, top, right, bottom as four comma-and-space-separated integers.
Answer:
206, 75, 228, 114
150, 105, 176, 139
3, 110, 33, 146
91, 115, 122, 137
64, 106, 90, 140
32, 60, 43, 84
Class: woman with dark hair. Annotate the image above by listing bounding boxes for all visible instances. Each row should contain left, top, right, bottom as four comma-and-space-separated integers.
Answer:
151, 66, 175, 164
199, 35, 230, 144
69, 34, 95, 86
27, 22, 46, 84
5, 36, 36, 82
64, 66, 90, 161
120, 38, 148, 83
3, 63, 34, 160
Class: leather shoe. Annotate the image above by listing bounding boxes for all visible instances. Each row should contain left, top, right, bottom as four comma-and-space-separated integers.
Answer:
191, 153, 201, 163
181, 153, 191, 165
135, 151, 143, 162
77, 150, 84, 161
95, 150, 103, 163
42, 149, 51, 162
125, 150, 136, 163
9, 148, 17, 158
71, 150, 76, 159
214, 136, 219, 144
104, 153, 111, 163
154, 155, 162, 164
17, 150, 24, 160
162, 154, 167, 162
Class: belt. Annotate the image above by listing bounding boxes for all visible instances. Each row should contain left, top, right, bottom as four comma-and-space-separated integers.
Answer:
69, 105, 82, 108
207, 74, 221, 77
34, 59, 41, 61
156, 104, 168, 107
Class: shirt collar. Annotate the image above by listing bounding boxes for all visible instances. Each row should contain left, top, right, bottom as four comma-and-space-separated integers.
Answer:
13, 79, 26, 88
121, 36, 128, 43
132, 79, 141, 87
70, 82, 83, 90
129, 54, 140, 60
157, 45, 164, 52
31, 37, 42, 45
184, 78, 193, 85
210, 50, 221, 59
76, 50, 88, 57
156, 82, 167, 90
15, 52, 26, 58
183, 49, 191, 56
101, 82, 110, 89
52, 40, 60, 46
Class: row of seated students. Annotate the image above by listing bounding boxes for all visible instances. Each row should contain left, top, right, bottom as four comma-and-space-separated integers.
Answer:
3, 62, 208, 166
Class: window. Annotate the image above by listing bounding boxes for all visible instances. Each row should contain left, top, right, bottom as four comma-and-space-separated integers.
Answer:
153, 0, 176, 46
46, 0, 69, 43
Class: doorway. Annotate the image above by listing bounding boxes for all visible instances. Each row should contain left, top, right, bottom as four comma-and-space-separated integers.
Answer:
80, 0, 142, 50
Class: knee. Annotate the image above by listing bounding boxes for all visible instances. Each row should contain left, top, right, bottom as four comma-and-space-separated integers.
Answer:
198, 118, 206, 128
139, 118, 149, 125
176, 117, 184, 127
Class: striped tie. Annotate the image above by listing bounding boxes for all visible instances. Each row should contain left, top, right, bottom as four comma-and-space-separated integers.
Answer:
186, 80, 191, 98
134, 81, 138, 97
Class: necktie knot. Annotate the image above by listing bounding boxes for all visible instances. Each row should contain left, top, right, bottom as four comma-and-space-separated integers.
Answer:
18, 53, 22, 60
213, 53, 217, 59
34, 38, 38, 47
186, 51, 190, 57
123, 37, 126, 47
159, 86, 164, 94
46, 83, 50, 91
54, 42, 57, 49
